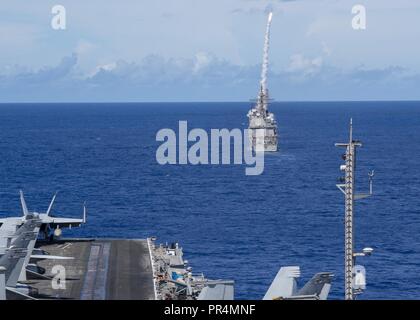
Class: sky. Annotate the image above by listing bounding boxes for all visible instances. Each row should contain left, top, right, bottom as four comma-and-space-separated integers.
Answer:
0, 0, 420, 102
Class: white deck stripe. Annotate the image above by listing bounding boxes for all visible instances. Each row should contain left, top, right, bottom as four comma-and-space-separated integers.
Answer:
147, 238, 158, 300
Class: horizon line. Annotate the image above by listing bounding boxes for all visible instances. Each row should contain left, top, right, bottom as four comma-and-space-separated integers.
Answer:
1, 99, 420, 104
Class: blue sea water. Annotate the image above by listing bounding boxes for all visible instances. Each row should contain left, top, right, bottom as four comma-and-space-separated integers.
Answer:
0, 101, 419, 300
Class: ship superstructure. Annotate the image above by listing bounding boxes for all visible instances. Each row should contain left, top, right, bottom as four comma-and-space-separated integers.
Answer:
247, 12, 278, 152
150, 241, 234, 300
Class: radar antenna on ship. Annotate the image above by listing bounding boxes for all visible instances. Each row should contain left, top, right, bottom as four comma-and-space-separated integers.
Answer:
335, 119, 375, 300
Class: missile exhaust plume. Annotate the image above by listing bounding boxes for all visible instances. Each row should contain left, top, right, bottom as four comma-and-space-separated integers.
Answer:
260, 12, 273, 94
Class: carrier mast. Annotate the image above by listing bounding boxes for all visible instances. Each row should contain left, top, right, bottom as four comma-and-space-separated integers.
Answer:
335, 119, 374, 300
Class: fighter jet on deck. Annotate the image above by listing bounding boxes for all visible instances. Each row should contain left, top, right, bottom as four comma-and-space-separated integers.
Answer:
263, 266, 333, 300
0, 191, 85, 299
0, 214, 42, 299
0, 191, 86, 241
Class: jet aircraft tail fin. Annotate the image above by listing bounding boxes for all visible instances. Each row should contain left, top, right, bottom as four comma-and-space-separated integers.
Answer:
297, 272, 334, 300
263, 266, 300, 300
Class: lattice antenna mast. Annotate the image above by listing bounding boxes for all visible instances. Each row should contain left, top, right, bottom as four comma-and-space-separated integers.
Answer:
335, 119, 374, 300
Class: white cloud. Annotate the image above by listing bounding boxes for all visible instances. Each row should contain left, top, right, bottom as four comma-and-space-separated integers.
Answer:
286, 53, 323, 77
75, 40, 96, 55
193, 52, 214, 73
2, 0, 420, 74
0, 0, 419, 102
88, 62, 117, 78
0, 52, 418, 102
321, 41, 332, 57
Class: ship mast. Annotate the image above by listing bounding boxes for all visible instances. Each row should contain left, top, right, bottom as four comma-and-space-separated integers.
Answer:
335, 119, 374, 300
258, 12, 273, 113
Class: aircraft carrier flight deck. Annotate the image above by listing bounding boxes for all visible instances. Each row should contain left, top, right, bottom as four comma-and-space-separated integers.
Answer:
29, 239, 155, 300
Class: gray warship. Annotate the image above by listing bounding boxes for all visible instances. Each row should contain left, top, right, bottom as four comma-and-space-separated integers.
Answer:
247, 12, 278, 152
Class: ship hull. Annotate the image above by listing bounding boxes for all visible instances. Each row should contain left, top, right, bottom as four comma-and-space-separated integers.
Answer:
248, 126, 278, 152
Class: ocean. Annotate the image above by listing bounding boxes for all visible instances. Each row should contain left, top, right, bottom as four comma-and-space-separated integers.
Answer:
0, 101, 419, 300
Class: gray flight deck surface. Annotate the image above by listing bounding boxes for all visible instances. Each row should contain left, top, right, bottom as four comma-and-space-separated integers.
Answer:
28, 239, 155, 300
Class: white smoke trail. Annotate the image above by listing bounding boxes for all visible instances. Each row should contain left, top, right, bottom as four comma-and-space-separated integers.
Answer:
260, 12, 273, 93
